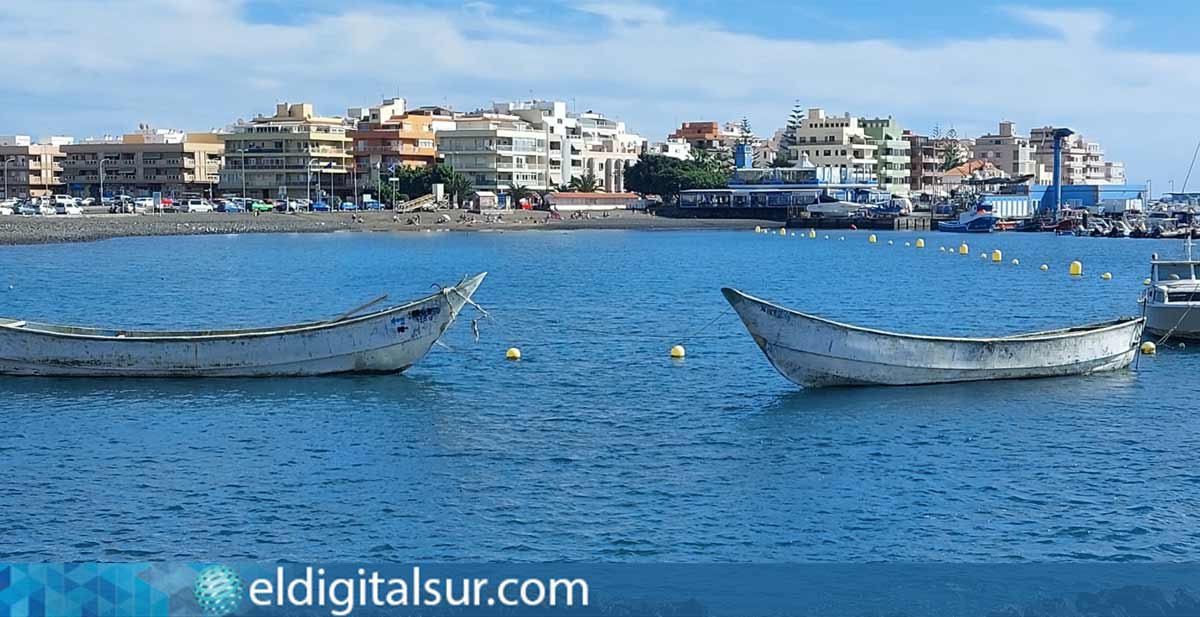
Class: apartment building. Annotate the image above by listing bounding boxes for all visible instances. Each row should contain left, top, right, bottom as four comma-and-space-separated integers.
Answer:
220, 102, 352, 200
437, 113, 549, 191
647, 138, 692, 160
972, 121, 1039, 180
904, 132, 942, 195
1029, 127, 1126, 185
861, 117, 910, 195
348, 98, 449, 190
0, 135, 70, 199
61, 128, 222, 198
787, 108, 878, 183
492, 100, 644, 192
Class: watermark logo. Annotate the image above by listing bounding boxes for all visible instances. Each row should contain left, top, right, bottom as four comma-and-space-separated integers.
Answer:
193, 564, 244, 617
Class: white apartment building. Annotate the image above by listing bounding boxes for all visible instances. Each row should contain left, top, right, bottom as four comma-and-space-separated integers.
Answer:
1029, 127, 1126, 185
437, 113, 549, 190
972, 121, 1040, 180
490, 100, 644, 192
788, 108, 878, 183
647, 138, 692, 160
219, 102, 353, 200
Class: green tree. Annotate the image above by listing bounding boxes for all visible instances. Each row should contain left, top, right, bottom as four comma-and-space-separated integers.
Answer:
566, 172, 599, 192
624, 153, 731, 204
443, 170, 474, 207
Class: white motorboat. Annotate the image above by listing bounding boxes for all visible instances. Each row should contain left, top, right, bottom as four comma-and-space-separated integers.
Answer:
1143, 239, 1200, 340
0, 273, 486, 377
722, 287, 1144, 388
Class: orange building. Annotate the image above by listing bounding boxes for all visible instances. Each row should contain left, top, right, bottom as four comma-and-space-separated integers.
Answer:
349, 99, 445, 185
668, 121, 726, 150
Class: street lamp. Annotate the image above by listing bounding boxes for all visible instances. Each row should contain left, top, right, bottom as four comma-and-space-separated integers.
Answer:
2, 157, 14, 200
99, 156, 108, 208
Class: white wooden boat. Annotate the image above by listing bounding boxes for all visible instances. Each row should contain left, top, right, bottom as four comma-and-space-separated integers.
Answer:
0, 273, 486, 377
722, 287, 1144, 388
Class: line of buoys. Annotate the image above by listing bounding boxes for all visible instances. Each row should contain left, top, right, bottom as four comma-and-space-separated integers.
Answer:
887, 240, 894, 245
1012, 258, 1020, 266
670, 344, 686, 359
1141, 341, 1157, 355
506, 347, 522, 360
1101, 272, 1112, 280
1040, 264, 1049, 271
868, 234, 877, 244
824, 235, 830, 239
980, 252, 987, 259
779, 228, 787, 236
991, 249, 1002, 263
939, 246, 946, 252
959, 243, 969, 255
754, 226, 762, 233
904, 241, 911, 247
809, 229, 817, 239
1069, 261, 1083, 276
839, 236, 845, 241
915, 238, 925, 248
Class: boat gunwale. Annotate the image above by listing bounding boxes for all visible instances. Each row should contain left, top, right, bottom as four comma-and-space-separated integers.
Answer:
722, 287, 1143, 344
0, 273, 484, 343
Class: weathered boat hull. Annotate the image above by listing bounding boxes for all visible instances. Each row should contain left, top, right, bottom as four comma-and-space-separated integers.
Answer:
722, 288, 1144, 388
1144, 304, 1200, 341
0, 273, 486, 377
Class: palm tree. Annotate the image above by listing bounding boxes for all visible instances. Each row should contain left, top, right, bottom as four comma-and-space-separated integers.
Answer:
507, 183, 532, 207
444, 171, 474, 208
566, 172, 600, 192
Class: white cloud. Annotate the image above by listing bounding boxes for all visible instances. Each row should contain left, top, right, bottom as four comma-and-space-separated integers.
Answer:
0, 1, 1194, 185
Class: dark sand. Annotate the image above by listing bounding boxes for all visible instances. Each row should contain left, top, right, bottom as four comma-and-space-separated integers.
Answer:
0, 211, 778, 246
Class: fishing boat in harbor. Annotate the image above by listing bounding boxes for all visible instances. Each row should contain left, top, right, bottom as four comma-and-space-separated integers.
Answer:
0, 273, 487, 377
1143, 239, 1200, 341
722, 287, 1144, 388
937, 208, 998, 233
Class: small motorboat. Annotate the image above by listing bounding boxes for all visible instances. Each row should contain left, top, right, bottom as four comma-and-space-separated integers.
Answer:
0, 273, 486, 377
1143, 239, 1200, 341
722, 287, 1144, 388
937, 209, 997, 233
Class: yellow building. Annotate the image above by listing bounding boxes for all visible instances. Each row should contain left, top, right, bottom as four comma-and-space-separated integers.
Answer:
61, 129, 223, 198
220, 102, 353, 201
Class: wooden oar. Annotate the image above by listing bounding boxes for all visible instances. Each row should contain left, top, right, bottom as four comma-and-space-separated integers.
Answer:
329, 294, 389, 323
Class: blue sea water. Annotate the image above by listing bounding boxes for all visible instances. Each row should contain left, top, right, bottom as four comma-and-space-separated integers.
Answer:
1, 228, 1198, 563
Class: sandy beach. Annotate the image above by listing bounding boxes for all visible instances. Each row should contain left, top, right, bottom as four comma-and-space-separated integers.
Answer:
0, 210, 779, 246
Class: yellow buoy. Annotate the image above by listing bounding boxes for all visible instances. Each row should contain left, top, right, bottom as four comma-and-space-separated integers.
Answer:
506, 347, 522, 360
1140, 341, 1156, 355
754, 226, 762, 233
958, 243, 969, 255
915, 238, 925, 248
1040, 264, 1049, 271
1069, 261, 1083, 276
991, 249, 1002, 262
1011, 258, 1020, 266
1143, 278, 1152, 285
808, 229, 816, 239
669, 344, 686, 359
779, 228, 787, 236
1101, 272, 1113, 280
868, 234, 877, 244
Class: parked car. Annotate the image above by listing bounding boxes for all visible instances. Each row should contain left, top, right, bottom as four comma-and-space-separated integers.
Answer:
80, 197, 95, 207
339, 201, 359, 211
55, 202, 83, 216
311, 201, 330, 212
51, 194, 77, 208
134, 197, 154, 211
0, 206, 13, 216
181, 199, 214, 213
249, 201, 273, 212
18, 203, 38, 216
362, 200, 383, 211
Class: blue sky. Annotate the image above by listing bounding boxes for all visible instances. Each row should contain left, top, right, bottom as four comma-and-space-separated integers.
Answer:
2, 0, 1198, 190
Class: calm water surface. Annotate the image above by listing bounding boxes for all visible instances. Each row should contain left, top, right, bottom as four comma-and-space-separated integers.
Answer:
1, 228, 1198, 562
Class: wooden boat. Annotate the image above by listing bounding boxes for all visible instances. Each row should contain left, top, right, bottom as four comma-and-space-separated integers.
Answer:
722, 287, 1144, 388
0, 273, 486, 377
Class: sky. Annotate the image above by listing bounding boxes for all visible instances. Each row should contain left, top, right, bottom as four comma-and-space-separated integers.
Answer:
2, 0, 1199, 192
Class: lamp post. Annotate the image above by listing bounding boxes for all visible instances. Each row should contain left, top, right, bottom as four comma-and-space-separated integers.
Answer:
99, 156, 108, 208
238, 148, 247, 202
2, 157, 14, 200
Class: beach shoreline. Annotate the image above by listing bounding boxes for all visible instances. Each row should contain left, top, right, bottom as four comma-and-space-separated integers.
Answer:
0, 210, 781, 246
